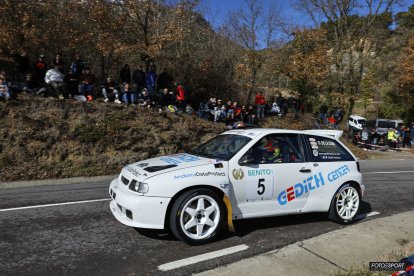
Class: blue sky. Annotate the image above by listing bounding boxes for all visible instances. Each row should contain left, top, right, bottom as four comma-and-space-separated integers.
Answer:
199, 0, 414, 33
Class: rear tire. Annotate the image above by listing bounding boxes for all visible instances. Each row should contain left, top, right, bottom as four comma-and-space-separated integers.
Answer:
169, 188, 225, 245
329, 184, 360, 224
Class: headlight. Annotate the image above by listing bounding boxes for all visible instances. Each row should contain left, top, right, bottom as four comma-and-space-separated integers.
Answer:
128, 180, 149, 194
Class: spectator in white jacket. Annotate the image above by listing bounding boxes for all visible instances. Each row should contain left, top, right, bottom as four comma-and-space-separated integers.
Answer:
45, 65, 66, 99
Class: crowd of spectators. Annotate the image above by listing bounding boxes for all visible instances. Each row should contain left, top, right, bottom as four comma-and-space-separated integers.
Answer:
0, 50, 311, 126
0, 51, 190, 111
353, 124, 414, 149
198, 93, 307, 125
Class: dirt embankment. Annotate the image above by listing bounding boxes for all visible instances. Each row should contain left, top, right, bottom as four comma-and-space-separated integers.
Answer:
0, 97, 369, 182
0, 95, 227, 182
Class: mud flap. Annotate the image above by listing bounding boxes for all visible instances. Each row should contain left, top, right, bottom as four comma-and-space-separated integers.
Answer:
223, 194, 235, 232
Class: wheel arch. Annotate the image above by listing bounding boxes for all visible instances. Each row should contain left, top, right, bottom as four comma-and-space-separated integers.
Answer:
164, 185, 226, 230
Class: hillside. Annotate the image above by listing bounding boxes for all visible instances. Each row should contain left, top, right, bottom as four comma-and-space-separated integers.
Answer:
0, 96, 368, 182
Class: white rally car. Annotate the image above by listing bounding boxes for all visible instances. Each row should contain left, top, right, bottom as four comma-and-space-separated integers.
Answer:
109, 129, 364, 244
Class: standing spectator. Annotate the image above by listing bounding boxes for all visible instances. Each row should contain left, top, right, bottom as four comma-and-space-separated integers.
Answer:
403, 127, 412, 148
146, 63, 157, 98
361, 127, 369, 149
132, 64, 146, 95
156, 68, 173, 97
255, 92, 266, 119
70, 54, 86, 79
33, 54, 47, 86
247, 105, 256, 124
45, 65, 66, 99
0, 74, 11, 101
175, 80, 186, 110
410, 122, 414, 146
79, 67, 96, 99
52, 53, 65, 73
369, 128, 379, 148
240, 105, 248, 122
234, 103, 242, 121
17, 51, 31, 80
120, 64, 131, 84
102, 76, 121, 104
122, 83, 135, 105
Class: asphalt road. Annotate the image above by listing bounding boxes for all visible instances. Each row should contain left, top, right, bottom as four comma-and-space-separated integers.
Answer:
0, 160, 413, 276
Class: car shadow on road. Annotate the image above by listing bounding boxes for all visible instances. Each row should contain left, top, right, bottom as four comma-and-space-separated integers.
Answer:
231, 200, 372, 238
133, 200, 372, 242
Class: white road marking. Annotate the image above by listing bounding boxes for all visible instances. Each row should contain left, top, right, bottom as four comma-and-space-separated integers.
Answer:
367, 211, 381, 217
158, 244, 249, 271
363, 171, 414, 175
0, 198, 111, 212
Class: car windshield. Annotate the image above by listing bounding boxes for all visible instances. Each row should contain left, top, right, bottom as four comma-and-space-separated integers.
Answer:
191, 134, 252, 160
357, 119, 366, 125
377, 121, 396, 128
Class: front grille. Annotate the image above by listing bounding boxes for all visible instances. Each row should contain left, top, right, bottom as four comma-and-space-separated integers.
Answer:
121, 175, 129, 185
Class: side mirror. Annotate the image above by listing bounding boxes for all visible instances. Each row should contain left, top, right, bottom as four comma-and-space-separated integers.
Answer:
239, 153, 255, 166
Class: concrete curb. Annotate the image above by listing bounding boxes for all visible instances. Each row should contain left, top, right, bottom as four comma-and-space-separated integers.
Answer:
197, 211, 414, 276
0, 175, 117, 190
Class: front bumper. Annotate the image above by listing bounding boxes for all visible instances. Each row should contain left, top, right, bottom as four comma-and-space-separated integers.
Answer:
109, 179, 171, 229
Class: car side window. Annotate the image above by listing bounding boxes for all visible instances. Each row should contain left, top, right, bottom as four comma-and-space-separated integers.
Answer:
306, 135, 355, 162
242, 134, 304, 164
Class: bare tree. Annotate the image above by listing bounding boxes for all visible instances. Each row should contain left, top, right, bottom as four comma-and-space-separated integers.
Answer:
297, 0, 399, 113
223, 0, 282, 104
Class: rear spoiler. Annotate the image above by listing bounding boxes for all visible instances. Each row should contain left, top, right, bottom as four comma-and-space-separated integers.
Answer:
303, 130, 343, 140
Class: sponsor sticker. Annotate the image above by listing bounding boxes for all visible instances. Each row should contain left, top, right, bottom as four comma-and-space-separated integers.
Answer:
247, 169, 272, 177
161, 153, 201, 165
232, 168, 244, 180
174, 171, 226, 180
125, 166, 140, 177
277, 165, 352, 205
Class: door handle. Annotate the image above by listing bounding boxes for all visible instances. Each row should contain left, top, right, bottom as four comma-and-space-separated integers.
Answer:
299, 168, 311, 173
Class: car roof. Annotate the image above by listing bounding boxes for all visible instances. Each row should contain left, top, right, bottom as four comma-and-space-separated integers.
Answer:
349, 115, 366, 120
223, 128, 343, 140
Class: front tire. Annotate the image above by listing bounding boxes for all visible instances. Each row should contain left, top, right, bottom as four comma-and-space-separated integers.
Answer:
169, 188, 225, 245
329, 184, 360, 224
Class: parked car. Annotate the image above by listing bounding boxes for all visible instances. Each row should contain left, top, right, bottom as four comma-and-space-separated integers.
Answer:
376, 119, 404, 135
109, 129, 364, 244
348, 115, 367, 131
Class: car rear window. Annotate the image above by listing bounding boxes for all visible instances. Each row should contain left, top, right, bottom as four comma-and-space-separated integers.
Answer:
306, 135, 355, 162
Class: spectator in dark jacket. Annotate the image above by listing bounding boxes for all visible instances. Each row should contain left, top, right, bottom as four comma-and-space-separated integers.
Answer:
132, 64, 145, 94
70, 54, 87, 79
146, 64, 157, 97
33, 54, 47, 86
120, 64, 131, 84
159, 88, 175, 108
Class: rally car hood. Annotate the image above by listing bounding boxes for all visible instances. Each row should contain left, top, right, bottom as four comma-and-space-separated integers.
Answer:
121, 153, 218, 180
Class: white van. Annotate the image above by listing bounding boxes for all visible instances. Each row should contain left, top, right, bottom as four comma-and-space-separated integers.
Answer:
376, 119, 404, 135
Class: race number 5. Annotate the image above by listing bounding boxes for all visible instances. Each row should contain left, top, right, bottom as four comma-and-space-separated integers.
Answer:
257, 178, 265, 195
